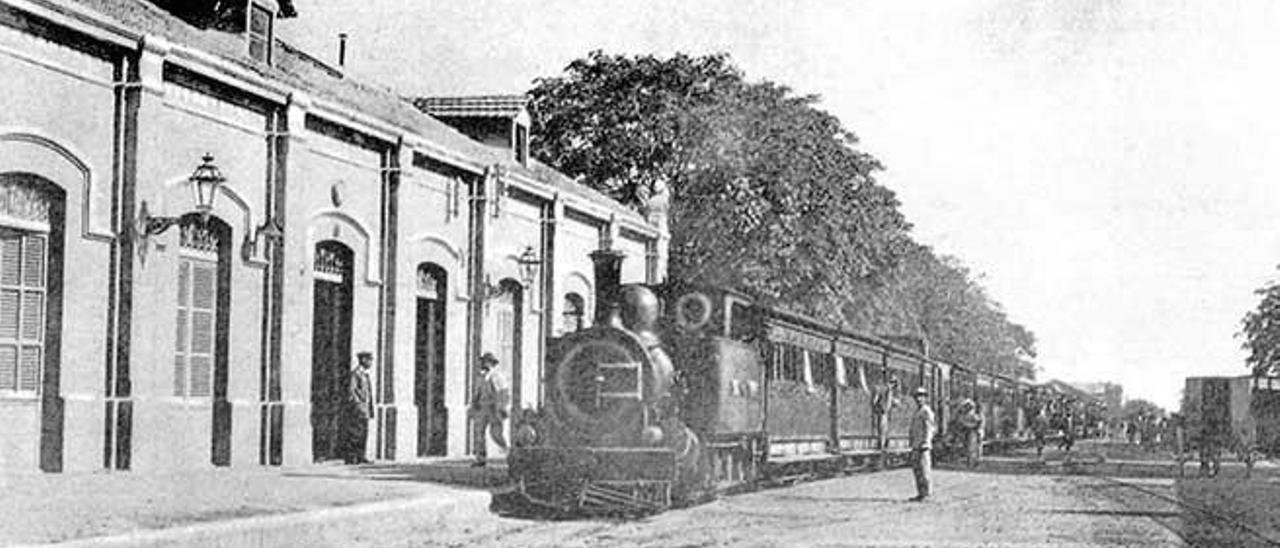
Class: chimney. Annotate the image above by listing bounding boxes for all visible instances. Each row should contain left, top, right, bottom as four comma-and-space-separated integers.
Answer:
589, 249, 626, 325
338, 33, 348, 67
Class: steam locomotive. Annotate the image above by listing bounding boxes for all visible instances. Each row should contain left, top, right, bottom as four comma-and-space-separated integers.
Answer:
507, 252, 1097, 515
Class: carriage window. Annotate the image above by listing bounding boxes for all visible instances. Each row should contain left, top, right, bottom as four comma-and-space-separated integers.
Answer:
842, 358, 870, 391
768, 344, 806, 383
810, 353, 835, 387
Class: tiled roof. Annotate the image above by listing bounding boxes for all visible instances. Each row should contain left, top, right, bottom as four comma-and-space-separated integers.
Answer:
50, 0, 647, 227
413, 95, 528, 118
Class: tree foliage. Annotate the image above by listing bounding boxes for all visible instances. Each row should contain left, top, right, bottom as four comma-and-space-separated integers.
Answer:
530, 51, 910, 314
530, 51, 1036, 375
1121, 399, 1166, 421
844, 242, 1037, 379
1241, 273, 1280, 376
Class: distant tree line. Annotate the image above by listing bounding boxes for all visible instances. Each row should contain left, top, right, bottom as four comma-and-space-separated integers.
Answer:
528, 51, 1036, 380
1241, 272, 1280, 377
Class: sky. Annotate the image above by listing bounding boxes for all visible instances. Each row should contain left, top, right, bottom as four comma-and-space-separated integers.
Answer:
281, 0, 1280, 410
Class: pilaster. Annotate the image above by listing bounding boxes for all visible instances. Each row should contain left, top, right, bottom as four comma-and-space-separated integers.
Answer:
373, 140, 405, 460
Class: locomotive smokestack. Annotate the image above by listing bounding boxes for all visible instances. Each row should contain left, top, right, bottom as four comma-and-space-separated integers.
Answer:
589, 249, 625, 325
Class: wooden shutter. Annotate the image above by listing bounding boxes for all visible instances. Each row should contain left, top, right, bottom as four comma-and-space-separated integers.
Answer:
0, 231, 45, 393
175, 224, 219, 399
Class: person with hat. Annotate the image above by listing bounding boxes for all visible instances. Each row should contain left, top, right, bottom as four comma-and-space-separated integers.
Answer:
470, 352, 510, 467
957, 398, 985, 468
908, 386, 936, 501
344, 351, 375, 464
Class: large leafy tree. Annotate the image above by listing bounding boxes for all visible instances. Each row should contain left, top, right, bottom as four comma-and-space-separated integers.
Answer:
1241, 274, 1280, 376
530, 51, 1036, 375
845, 243, 1037, 379
529, 51, 911, 314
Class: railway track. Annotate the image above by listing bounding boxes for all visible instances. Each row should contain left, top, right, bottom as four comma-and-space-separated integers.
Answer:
1092, 474, 1280, 547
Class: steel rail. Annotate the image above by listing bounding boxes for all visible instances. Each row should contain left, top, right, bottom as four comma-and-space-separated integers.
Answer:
1093, 474, 1280, 547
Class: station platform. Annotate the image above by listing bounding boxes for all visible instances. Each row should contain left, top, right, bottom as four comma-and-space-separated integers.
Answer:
2, 458, 507, 547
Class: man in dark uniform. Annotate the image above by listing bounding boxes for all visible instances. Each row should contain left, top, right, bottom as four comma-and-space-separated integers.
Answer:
344, 351, 374, 464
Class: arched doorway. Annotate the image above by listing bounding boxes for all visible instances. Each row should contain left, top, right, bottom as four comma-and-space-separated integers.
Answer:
0, 173, 64, 472
311, 240, 354, 461
415, 263, 447, 457
478, 278, 522, 457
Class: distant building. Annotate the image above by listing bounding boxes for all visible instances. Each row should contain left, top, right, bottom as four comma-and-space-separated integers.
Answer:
1069, 381, 1123, 420
1183, 375, 1254, 449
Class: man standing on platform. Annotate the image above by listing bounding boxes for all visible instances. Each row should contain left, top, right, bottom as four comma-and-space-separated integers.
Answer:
871, 369, 900, 468
908, 387, 936, 502
470, 352, 510, 467
344, 351, 374, 465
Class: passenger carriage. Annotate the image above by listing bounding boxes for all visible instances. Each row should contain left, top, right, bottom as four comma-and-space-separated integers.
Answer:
507, 251, 1071, 516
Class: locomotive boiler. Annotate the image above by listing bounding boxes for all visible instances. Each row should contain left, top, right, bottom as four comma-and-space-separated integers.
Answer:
508, 253, 707, 515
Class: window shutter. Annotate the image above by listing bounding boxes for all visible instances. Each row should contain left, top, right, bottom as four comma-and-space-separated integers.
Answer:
192, 264, 215, 309
18, 346, 38, 391
175, 252, 218, 399
0, 289, 17, 340
21, 291, 42, 340
0, 236, 19, 285
0, 345, 14, 390
189, 356, 211, 397
22, 236, 43, 287
173, 354, 187, 397
498, 308, 514, 370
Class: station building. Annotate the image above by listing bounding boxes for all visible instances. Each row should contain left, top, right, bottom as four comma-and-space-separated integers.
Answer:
0, 0, 666, 473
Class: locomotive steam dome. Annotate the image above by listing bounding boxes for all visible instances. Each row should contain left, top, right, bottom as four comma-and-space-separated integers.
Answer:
619, 285, 660, 336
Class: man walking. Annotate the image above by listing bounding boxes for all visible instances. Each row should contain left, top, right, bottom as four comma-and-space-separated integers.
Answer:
470, 352, 510, 467
344, 351, 374, 465
908, 386, 936, 502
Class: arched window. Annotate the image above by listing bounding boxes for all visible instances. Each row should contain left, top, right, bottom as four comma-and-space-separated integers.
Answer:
0, 175, 61, 396
563, 292, 585, 333
173, 216, 229, 399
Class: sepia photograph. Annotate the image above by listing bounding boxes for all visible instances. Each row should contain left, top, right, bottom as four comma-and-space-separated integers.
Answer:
2, 0, 1279, 546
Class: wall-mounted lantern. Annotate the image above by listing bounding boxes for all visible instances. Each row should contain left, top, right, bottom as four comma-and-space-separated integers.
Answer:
516, 245, 541, 287
483, 245, 541, 300
135, 153, 226, 244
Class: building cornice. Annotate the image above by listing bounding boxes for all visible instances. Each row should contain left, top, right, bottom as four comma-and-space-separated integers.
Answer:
7, 0, 663, 242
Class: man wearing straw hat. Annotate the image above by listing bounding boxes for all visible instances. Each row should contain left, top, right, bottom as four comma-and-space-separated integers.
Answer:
908, 386, 936, 502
